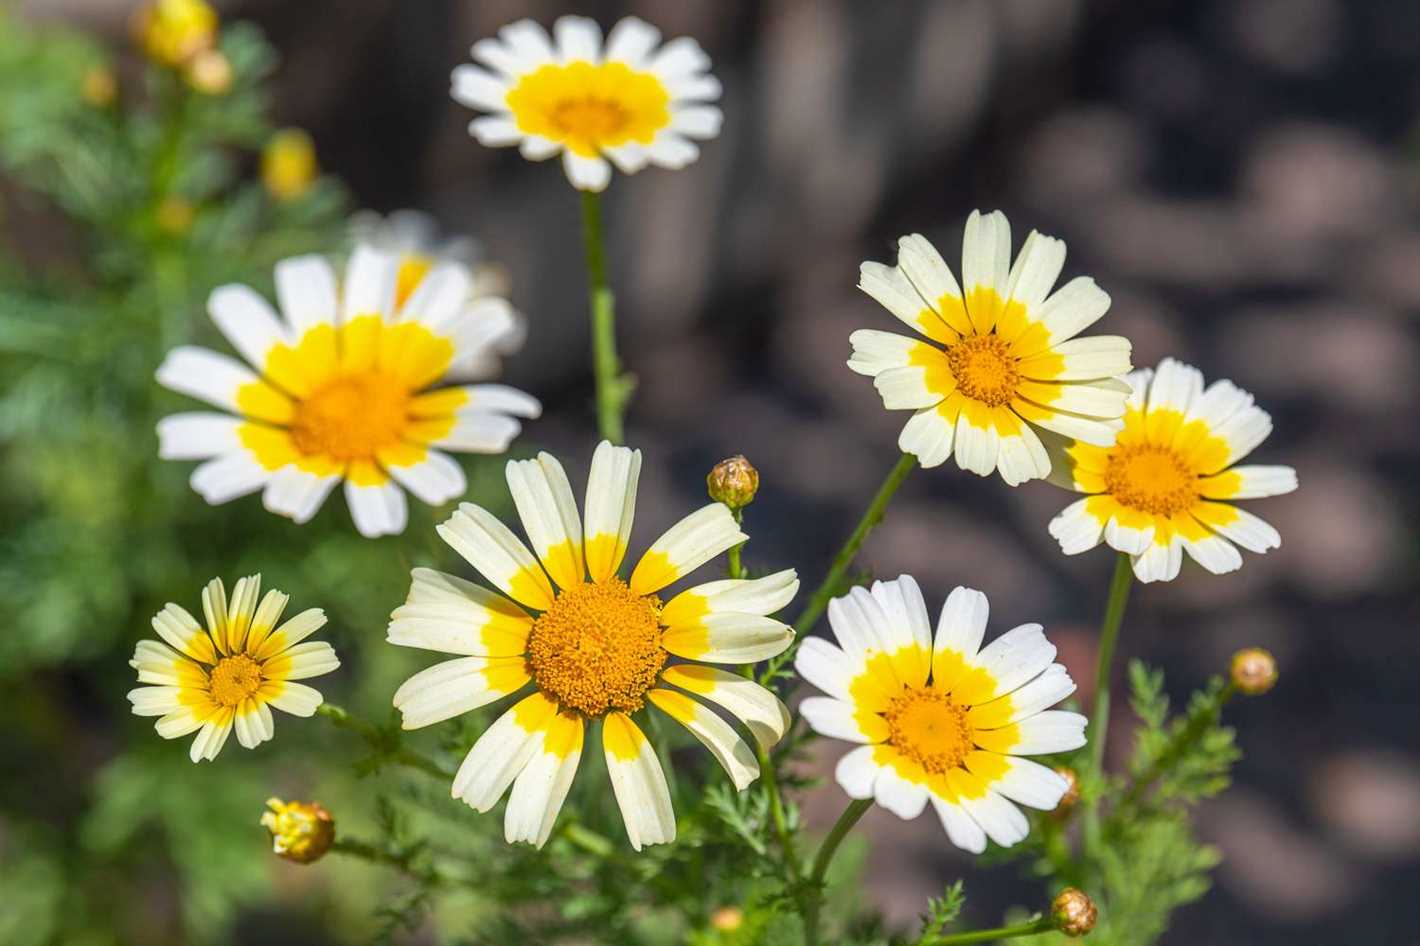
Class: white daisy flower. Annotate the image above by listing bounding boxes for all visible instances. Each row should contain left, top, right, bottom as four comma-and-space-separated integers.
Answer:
127, 575, 339, 763
852, 211, 1133, 485
451, 15, 723, 192
155, 246, 542, 537
795, 577, 1085, 853
388, 441, 796, 850
349, 209, 526, 379
1046, 358, 1298, 583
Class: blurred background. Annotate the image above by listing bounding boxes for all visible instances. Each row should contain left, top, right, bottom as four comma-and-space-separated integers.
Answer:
2, 1, 1417, 944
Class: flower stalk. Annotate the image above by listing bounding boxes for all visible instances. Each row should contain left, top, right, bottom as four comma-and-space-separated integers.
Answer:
579, 190, 633, 444
918, 916, 1055, 945
1082, 552, 1135, 856
803, 796, 873, 945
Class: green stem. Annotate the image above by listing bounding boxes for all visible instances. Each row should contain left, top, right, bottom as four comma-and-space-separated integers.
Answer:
1082, 552, 1134, 857
792, 452, 917, 639
919, 915, 1054, 945
560, 821, 617, 858
579, 190, 631, 443
331, 837, 444, 886
803, 797, 873, 945
316, 703, 455, 782
760, 743, 798, 876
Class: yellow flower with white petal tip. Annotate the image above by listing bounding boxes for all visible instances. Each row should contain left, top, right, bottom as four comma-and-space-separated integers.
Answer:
795, 577, 1086, 853
1046, 358, 1298, 582
387, 441, 797, 850
349, 209, 525, 380
451, 16, 722, 192
155, 247, 541, 537
127, 576, 339, 763
852, 211, 1133, 485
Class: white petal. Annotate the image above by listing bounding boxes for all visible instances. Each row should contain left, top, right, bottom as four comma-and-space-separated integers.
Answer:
649, 689, 759, 790
999, 710, 1088, 755
931, 796, 987, 854
156, 346, 262, 415
794, 636, 858, 703
504, 713, 583, 848
970, 623, 1056, 702
506, 452, 584, 589
385, 449, 467, 507
266, 681, 324, 717
208, 284, 290, 371
899, 406, 954, 468
648, 36, 710, 80
958, 790, 1029, 848
799, 696, 877, 744
847, 328, 922, 376
450, 63, 512, 111
469, 115, 522, 146
553, 14, 602, 62
1131, 532, 1184, 583
953, 411, 1000, 478
662, 569, 799, 624
603, 16, 660, 67
392, 656, 529, 729
934, 586, 989, 661
981, 755, 1070, 811
670, 104, 722, 139
1003, 230, 1066, 314
835, 745, 882, 799
628, 503, 746, 596
658, 665, 789, 748
345, 477, 408, 538
341, 245, 398, 323
400, 262, 472, 329
156, 412, 241, 460
263, 467, 339, 524
874, 766, 929, 820
438, 502, 555, 610
453, 694, 555, 809
643, 132, 699, 168
1029, 276, 1111, 354
661, 613, 794, 664
562, 151, 613, 191
274, 254, 340, 334
190, 451, 272, 505
960, 209, 1012, 332
603, 712, 676, 851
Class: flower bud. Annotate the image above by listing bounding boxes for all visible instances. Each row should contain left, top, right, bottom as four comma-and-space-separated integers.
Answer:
133, 0, 217, 68
709, 906, 743, 931
1051, 887, 1097, 937
1230, 647, 1277, 696
260, 797, 334, 864
155, 196, 195, 235
185, 49, 232, 96
82, 66, 117, 107
1051, 766, 1080, 818
262, 129, 318, 202
707, 455, 758, 510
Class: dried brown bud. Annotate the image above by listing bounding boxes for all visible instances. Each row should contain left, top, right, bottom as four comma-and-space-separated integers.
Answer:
1051, 887, 1097, 937
260, 797, 334, 864
707, 455, 759, 510
1230, 647, 1277, 696
185, 49, 232, 95
1051, 766, 1080, 818
709, 906, 743, 931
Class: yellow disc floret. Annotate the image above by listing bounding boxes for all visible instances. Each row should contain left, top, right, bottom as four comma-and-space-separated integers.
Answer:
946, 334, 1020, 406
290, 372, 410, 462
505, 62, 671, 157
882, 686, 974, 774
526, 578, 667, 717
209, 654, 262, 707
1104, 444, 1198, 516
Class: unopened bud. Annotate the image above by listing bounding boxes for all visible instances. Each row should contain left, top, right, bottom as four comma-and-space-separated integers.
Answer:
1230, 647, 1277, 696
262, 129, 318, 202
1051, 887, 1097, 937
155, 196, 195, 235
710, 906, 743, 931
133, 0, 217, 68
260, 797, 334, 864
185, 49, 232, 95
82, 66, 117, 107
707, 455, 759, 510
1051, 766, 1080, 818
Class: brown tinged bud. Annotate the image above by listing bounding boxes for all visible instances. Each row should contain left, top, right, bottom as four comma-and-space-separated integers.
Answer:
260, 797, 334, 864
1051, 766, 1080, 818
155, 196, 195, 235
82, 66, 117, 107
709, 906, 743, 931
185, 49, 232, 95
707, 455, 759, 510
1051, 887, 1097, 937
1230, 647, 1277, 696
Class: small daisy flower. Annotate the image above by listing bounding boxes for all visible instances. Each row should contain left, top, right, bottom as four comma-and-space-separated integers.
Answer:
350, 208, 526, 378
1046, 358, 1298, 583
852, 211, 1133, 485
388, 441, 796, 850
156, 247, 541, 537
128, 575, 339, 763
451, 16, 723, 192
795, 577, 1085, 853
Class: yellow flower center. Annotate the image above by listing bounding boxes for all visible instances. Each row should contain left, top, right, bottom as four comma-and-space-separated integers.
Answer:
946, 334, 1020, 407
882, 686, 973, 774
394, 254, 433, 310
1104, 444, 1198, 516
290, 371, 410, 462
526, 578, 667, 717
506, 62, 671, 157
209, 654, 262, 707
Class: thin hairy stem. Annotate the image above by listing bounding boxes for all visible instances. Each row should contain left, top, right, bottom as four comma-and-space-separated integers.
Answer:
579, 190, 632, 443
1082, 552, 1135, 857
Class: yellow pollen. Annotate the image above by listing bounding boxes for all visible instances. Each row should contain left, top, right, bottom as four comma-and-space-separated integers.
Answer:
209, 654, 261, 707
290, 371, 410, 462
882, 686, 973, 774
394, 254, 433, 310
946, 334, 1020, 406
1104, 444, 1198, 516
506, 62, 671, 157
526, 578, 666, 717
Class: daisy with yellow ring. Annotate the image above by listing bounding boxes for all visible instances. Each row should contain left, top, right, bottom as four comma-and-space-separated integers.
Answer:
155, 246, 540, 537
127, 575, 339, 763
794, 577, 1084, 853
452, 16, 722, 192
1046, 358, 1298, 582
852, 210, 1133, 485
387, 441, 796, 850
